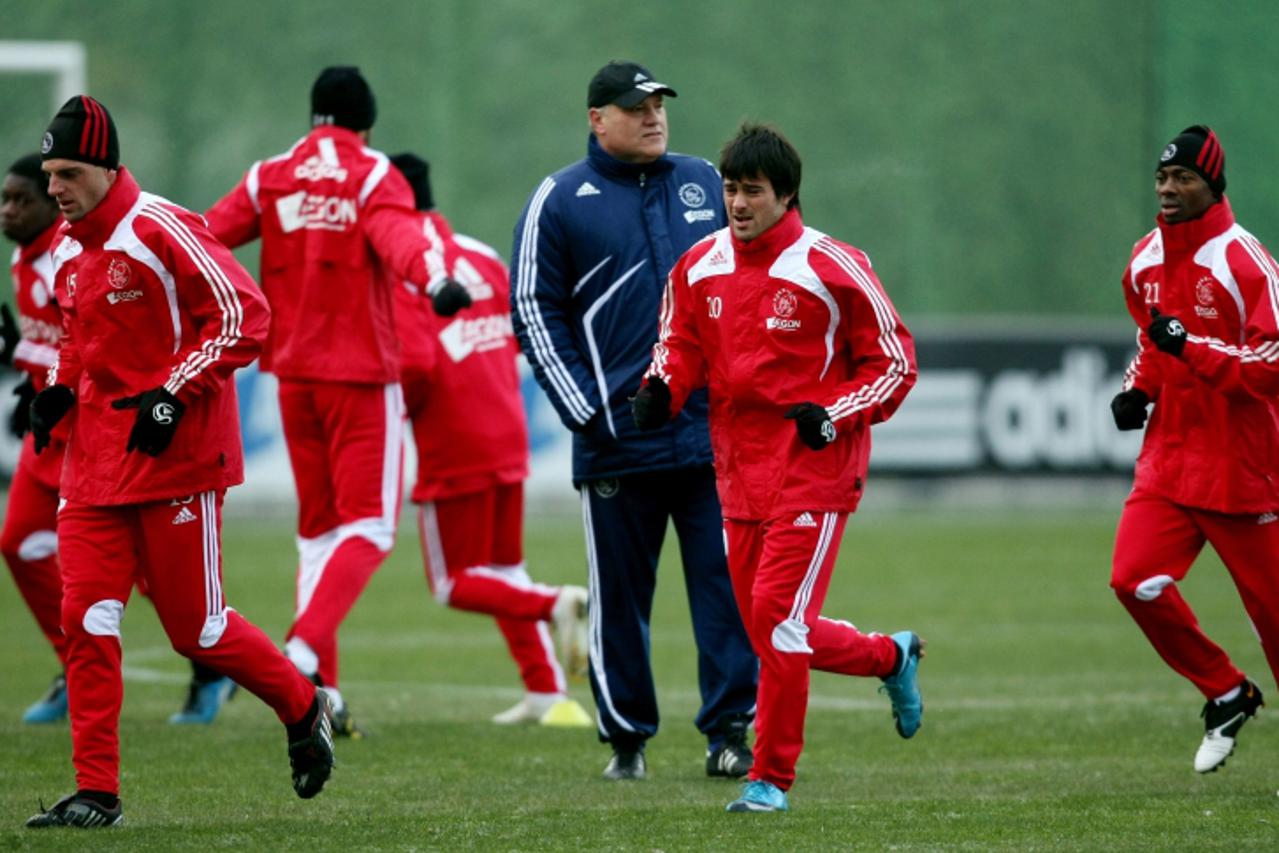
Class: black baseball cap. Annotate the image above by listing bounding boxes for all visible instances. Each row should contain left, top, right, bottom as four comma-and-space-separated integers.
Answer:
587, 61, 677, 109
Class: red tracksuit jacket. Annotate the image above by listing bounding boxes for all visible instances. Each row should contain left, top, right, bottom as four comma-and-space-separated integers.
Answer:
648, 208, 917, 520
49, 168, 270, 505
1121, 197, 1279, 514
10, 218, 67, 488
397, 211, 528, 501
204, 125, 442, 383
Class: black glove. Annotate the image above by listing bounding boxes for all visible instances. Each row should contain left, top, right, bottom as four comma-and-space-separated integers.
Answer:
29, 384, 75, 455
1, 304, 19, 365
1147, 310, 1187, 357
10, 377, 35, 439
1110, 388, 1150, 431
429, 278, 472, 317
784, 402, 837, 450
631, 377, 672, 431
111, 387, 187, 456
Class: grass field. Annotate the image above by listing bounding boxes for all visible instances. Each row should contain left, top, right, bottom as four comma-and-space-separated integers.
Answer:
1, 504, 1276, 850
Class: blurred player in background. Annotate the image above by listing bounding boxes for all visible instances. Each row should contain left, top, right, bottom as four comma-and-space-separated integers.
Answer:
635, 124, 922, 813
1109, 125, 1279, 773
205, 67, 471, 736
389, 153, 590, 727
511, 61, 757, 781
2, 153, 69, 723
3, 153, 238, 727
25, 96, 333, 829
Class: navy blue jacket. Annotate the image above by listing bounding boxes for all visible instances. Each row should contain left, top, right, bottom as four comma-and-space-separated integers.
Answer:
512, 135, 725, 483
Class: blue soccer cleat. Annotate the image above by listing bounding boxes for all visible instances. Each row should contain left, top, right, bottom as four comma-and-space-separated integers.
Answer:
169, 676, 237, 725
726, 780, 789, 813
22, 674, 68, 724
880, 631, 925, 738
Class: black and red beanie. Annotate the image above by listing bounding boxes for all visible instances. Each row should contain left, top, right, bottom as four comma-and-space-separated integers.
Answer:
1158, 125, 1226, 197
41, 95, 119, 170
311, 66, 377, 131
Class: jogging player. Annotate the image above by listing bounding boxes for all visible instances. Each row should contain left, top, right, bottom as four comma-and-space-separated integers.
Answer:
636, 123, 923, 813
1109, 125, 1279, 773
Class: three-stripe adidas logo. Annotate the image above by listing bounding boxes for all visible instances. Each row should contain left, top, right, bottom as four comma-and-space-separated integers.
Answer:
1259, 512, 1278, 525
576, 182, 601, 197
172, 506, 198, 525
792, 512, 817, 528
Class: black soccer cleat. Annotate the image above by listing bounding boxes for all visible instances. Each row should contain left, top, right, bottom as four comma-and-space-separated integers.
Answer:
26, 793, 123, 829
289, 691, 335, 798
330, 702, 366, 739
706, 713, 753, 778
602, 745, 647, 781
1194, 679, 1263, 773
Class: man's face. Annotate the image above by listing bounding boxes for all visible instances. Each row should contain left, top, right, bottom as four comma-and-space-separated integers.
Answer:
723, 173, 792, 242
589, 94, 668, 164
42, 158, 115, 222
1156, 164, 1215, 223
1, 174, 58, 243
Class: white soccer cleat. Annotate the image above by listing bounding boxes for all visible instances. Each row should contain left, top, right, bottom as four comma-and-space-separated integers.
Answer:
491, 692, 561, 725
552, 585, 589, 681
1195, 730, 1238, 774
1193, 679, 1263, 773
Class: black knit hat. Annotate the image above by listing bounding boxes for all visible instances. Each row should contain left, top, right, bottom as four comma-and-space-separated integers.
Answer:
1158, 125, 1226, 197
41, 95, 119, 169
311, 66, 377, 131
389, 152, 433, 211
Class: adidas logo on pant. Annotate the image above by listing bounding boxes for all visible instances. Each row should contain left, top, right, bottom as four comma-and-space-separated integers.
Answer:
172, 506, 198, 525
792, 512, 817, 528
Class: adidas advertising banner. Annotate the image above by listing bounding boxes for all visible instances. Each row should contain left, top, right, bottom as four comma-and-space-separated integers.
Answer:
872, 321, 1142, 474
0, 322, 1142, 506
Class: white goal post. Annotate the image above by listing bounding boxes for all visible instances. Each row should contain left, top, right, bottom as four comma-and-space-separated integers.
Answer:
0, 40, 87, 114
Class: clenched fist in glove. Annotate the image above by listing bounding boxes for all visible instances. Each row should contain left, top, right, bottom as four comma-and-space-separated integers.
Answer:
1110, 388, 1150, 431
111, 387, 187, 456
30, 384, 76, 455
10, 377, 36, 439
429, 278, 472, 317
1147, 310, 1187, 357
784, 402, 837, 450
631, 376, 672, 431
0, 304, 19, 365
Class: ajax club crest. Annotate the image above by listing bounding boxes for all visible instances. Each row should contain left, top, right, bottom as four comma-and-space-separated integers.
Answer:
1195, 277, 1218, 319
766, 288, 801, 331
107, 258, 132, 289
772, 288, 797, 318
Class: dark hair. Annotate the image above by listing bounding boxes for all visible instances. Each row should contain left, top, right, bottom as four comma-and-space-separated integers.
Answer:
389, 152, 433, 211
8, 153, 53, 199
719, 123, 801, 210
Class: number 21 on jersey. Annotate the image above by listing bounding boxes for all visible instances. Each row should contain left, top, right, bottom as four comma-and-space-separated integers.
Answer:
1143, 280, 1160, 305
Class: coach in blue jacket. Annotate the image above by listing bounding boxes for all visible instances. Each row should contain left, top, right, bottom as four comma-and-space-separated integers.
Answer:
511, 60, 757, 781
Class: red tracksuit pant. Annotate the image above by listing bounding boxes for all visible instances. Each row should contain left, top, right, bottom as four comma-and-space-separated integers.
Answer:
725, 511, 898, 791
278, 380, 403, 688
416, 482, 563, 694
58, 492, 315, 794
2, 449, 65, 667
1111, 487, 1279, 698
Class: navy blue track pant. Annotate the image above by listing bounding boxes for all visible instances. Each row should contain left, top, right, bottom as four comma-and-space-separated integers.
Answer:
579, 464, 758, 748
